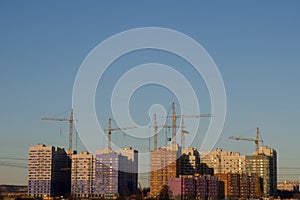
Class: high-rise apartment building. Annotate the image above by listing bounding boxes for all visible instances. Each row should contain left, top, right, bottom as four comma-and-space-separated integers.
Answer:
200, 148, 245, 174
94, 147, 138, 198
28, 144, 70, 197
179, 147, 200, 175
115, 147, 138, 194
71, 152, 95, 197
240, 173, 250, 198
150, 144, 180, 197
65, 149, 75, 196
246, 146, 277, 197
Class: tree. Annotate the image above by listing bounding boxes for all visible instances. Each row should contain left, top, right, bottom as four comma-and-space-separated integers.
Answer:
158, 185, 170, 200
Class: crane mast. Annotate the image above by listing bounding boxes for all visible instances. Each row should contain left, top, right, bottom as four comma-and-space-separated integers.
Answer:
150, 118, 177, 150
41, 109, 74, 151
255, 127, 259, 154
69, 110, 73, 151
168, 102, 212, 150
153, 114, 158, 150
106, 118, 136, 151
180, 117, 189, 151
171, 102, 177, 145
255, 127, 261, 198
152, 102, 212, 151
228, 127, 263, 198
108, 118, 112, 151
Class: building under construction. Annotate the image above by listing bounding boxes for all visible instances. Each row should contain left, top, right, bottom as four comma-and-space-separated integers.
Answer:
150, 144, 180, 197
246, 146, 277, 197
178, 147, 201, 176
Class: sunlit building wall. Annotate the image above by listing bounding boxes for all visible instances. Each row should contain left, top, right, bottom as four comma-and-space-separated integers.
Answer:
28, 144, 70, 197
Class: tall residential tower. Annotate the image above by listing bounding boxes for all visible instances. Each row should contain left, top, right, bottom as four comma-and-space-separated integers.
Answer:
93, 147, 138, 198
246, 146, 277, 197
150, 144, 180, 197
71, 152, 95, 197
28, 144, 71, 197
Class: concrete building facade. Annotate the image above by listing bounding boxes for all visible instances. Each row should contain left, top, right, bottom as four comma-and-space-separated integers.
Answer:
71, 152, 95, 197
195, 175, 207, 199
168, 176, 195, 199
200, 148, 246, 174
28, 144, 70, 197
167, 175, 220, 200
179, 147, 200, 175
215, 173, 258, 199
246, 146, 277, 197
94, 147, 138, 197
115, 147, 138, 194
277, 180, 299, 192
150, 144, 179, 197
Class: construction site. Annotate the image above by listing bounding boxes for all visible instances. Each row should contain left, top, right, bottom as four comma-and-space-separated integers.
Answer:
16, 102, 289, 200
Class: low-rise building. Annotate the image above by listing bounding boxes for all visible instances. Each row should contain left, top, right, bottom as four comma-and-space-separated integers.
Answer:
277, 180, 299, 192
168, 176, 195, 199
168, 175, 220, 200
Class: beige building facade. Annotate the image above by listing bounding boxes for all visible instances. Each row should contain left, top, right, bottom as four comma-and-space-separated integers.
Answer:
200, 148, 246, 174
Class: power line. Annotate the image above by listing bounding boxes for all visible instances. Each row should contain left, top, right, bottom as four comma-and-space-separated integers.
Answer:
0, 161, 27, 169
278, 167, 300, 170
278, 174, 300, 175
0, 157, 28, 161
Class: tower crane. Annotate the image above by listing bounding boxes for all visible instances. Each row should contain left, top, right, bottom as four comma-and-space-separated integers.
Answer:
180, 117, 189, 151
151, 103, 212, 151
42, 109, 74, 151
228, 127, 263, 198
153, 114, 158, 151
216, 149, 222, 174
105, 118, 136, 151
151, 114, 178, 150
167, 102, 212, 150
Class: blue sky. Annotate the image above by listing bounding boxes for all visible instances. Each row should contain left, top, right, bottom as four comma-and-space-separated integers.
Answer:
0, 1, 300, 185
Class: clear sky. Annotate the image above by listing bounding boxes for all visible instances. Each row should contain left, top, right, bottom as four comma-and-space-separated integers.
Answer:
0, 1, 300, 186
